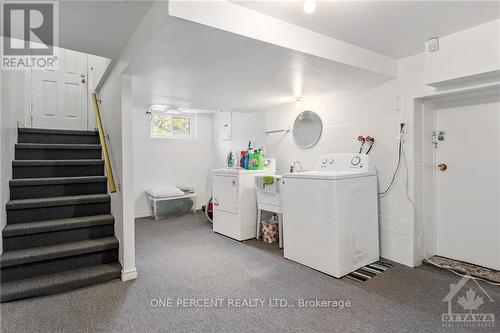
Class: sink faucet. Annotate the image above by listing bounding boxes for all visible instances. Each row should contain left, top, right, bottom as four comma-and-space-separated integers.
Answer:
292, 161, 303, 173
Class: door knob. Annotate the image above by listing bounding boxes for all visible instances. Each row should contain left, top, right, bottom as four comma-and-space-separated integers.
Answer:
438, 163, 447, 171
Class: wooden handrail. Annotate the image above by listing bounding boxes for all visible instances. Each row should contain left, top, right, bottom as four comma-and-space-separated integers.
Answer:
92, 92, 117, 193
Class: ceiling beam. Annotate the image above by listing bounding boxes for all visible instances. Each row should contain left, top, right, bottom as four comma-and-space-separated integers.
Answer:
168, 0, 397, 79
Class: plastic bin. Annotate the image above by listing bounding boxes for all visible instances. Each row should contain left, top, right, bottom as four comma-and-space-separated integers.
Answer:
147, 193, 197, 219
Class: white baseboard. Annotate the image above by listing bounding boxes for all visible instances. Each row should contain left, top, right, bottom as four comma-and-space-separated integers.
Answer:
121, 268, 137, 281
135, 211, 151, 219
135, 205, 205, 219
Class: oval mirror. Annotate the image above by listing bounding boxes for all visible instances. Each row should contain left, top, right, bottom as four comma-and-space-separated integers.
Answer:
292, 111, 323, 148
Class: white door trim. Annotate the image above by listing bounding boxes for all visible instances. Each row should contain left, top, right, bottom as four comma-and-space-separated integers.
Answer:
24, 69, 32, 128
413, 83, 500, 267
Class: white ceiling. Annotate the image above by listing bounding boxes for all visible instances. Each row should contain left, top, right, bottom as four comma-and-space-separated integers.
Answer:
59, 1, 151, 61
126, 17, 391, 112
233, 1, 500, 59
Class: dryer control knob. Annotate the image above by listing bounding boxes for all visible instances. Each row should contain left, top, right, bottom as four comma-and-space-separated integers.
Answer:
351, 156, 361, 166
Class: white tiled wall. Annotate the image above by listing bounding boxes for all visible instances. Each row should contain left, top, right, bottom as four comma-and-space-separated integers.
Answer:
213, 111, 266, 169
258, 54, 434, 266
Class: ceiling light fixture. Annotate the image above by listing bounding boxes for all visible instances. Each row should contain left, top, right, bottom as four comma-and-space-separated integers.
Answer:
148, 104, 169, 113
147, 104, 182, 114
303, 0, 316, 14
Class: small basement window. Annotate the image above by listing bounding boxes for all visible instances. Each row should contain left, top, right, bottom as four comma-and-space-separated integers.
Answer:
150, 113, 196, 139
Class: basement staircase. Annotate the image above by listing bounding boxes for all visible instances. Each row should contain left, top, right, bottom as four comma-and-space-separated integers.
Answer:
1, 128, 121, 302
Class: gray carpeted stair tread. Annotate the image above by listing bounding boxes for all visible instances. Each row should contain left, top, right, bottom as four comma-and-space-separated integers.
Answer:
13, 160, 104, 166
3, 214, 114, 237
0, 263, 121, 302
12, 160, 105, 179
9, 176, 108, 200
18, 128, 99, 136
10, 176, 107, 187
15, 143, 101, 150
0, 236, 118, 267
6, 193, 110, 210
2, 126, 118, 301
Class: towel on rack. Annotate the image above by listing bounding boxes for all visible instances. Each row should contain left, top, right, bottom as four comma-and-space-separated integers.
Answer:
255, 175, 280, 194
263, 176, 274, 185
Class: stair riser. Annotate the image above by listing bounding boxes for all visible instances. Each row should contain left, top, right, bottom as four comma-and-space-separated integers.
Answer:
18, 133, 100, 144
0, 266, 121, 302
0, 249, 118, 283
3, 225, 115, 251
10, 182, 108, 200
13, 164, 104, 179
15, 148, 101, 160
7, 202, 111, 224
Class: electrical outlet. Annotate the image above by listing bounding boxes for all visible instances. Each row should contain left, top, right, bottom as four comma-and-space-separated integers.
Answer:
427, 37, 439, 52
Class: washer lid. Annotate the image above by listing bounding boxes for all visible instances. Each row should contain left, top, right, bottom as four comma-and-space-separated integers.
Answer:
282, 170, 375, 180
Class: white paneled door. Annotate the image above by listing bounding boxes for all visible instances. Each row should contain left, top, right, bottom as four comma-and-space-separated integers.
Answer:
32, 48, 88, 130
435, 101, 500, 270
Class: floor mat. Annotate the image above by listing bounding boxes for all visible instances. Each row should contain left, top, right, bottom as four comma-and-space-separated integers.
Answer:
345, 261, 393, 282
425, 255, 500, 284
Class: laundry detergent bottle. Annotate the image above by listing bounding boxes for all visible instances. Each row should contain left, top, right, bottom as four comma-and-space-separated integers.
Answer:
257, 149, 264, 170
248, 149, 258, 170
226, 150, 233, 168
240, 150, 246, 168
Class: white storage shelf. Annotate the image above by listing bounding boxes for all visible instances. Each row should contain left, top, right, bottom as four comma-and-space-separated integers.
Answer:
255, 175, 283, 248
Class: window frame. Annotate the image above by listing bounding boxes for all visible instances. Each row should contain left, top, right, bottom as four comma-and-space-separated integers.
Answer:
150, 112, 197, 140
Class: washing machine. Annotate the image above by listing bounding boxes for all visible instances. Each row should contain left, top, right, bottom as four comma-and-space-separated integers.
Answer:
281, 153, 379, 278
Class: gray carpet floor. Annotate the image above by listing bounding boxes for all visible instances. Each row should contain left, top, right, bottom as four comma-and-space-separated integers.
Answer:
1, 212, 499, 333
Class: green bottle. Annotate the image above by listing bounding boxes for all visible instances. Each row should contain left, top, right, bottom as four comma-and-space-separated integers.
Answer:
226, 150, 233, 168
257, 149, 264, 170
248, 149, 258, 170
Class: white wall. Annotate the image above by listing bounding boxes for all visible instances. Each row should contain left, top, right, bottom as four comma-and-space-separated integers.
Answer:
96, 1, 168, 281
87, 55, 112, 130
425, 18, 500, 87
0, 70, 32, 254
254, 54, 433, 266
133, 110, 214, 217
213, 111, 266, 169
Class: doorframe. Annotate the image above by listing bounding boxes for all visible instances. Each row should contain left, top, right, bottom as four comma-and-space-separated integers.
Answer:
412, 82, 500, 267
24, 69, 32, 128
